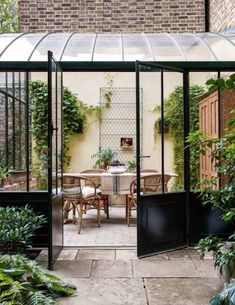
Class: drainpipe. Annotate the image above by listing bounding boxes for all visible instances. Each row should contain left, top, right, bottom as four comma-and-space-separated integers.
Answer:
205, 0, 210, 32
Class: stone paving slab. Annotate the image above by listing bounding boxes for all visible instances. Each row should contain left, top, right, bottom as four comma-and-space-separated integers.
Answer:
133, 259, 200, 277
57, 278, 147, 305
76, 249, 115, 260
192, 259, 219, 278
53, 260, 92, 278
91, 260, 132, 278
115, 249, 138, 260
145, 278, 223, 305
58, 249, 78, 260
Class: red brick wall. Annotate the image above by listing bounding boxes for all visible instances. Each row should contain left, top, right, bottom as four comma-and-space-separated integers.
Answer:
19, 0, 205, 33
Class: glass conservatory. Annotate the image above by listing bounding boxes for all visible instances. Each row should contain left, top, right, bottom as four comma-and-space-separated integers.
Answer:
0, 32, 234, 269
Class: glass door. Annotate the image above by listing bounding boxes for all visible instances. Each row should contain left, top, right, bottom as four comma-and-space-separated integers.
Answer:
136, 61, 189, 257
48, 51, 63, 269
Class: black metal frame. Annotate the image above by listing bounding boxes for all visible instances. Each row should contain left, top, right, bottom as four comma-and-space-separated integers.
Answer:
0, 57, 235, 263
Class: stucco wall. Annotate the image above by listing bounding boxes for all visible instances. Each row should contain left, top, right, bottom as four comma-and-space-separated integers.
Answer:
209, 0, 235, 32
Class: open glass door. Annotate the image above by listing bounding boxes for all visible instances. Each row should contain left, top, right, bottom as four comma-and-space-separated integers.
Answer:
48, 51, 63, 269
136, 61, 189, 257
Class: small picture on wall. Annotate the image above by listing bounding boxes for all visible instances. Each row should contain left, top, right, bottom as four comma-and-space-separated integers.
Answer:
120, 137, 133, 149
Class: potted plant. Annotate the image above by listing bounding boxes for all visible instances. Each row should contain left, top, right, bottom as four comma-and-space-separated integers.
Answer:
126, 160, 136, 172
92, 148, 117, 169
187, 74, 235, 304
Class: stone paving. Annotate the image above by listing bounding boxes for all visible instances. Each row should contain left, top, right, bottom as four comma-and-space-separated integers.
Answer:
37, 248, 224, 305
64, 206, 137, 247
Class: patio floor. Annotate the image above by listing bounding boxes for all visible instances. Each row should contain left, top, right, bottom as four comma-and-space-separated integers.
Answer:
37, 248, 224, 305
64, 205, 137, 247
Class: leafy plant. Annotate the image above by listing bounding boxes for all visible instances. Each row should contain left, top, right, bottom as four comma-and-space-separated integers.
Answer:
126, 160, 136, 172
206, 73, 235, 93
29, 80, 86, 175
0, 255, 76, 305
0, 166, 7, 186
92, 149, 117, 169
210, 279, 235, 305
0, 205, 46, 255
0, 0, 19, 32
155, 85, 205, 189
187, 103, 235, 285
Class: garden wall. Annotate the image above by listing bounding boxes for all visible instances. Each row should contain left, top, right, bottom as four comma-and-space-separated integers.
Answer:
19, 0, 205, 33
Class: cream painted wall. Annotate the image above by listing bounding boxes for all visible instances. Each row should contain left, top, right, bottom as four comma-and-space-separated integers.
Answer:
31, 71, 213, 187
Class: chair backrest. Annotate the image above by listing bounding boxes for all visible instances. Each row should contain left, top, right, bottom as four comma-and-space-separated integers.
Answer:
130, 174, 171, 195
141, 169, 159, 173
80, 169, 106, 188
62, 175, 97, 201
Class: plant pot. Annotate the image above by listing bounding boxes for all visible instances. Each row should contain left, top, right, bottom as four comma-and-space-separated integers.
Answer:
222, 263, 235, 283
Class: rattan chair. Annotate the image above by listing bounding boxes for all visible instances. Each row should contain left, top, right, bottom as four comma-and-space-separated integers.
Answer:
62, 175, 102, 234
127, 174, 171, 226
80, 169, 109, 218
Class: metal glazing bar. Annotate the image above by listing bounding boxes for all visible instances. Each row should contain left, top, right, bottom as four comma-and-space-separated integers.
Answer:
192, 33, 218, 61
166, 33, 186, 61
0, 33, 26, 58
18, 72, 22, 169
12, 72, 16, 169
142, 34, 155, 61
160, 68, 165, 193
26, 72, 30, 192
91, 34, 98, 61
217, 71, 221, 189
28, 33, 52, 61
48, 51, 53, 195
59, 32, 75, 61
5, 73, 9, 168
135, 61, 141, 256
183, 71, 190, 242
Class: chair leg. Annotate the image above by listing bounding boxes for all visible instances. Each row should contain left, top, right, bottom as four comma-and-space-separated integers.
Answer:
76, 203, 83, 234
97, 201, 101, 227
127, 199, 130, 226
105, 195, 109, 219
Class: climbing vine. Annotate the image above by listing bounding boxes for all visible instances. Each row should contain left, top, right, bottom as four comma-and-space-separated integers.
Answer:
29, 80, 86, 173
155, 85, 205, 189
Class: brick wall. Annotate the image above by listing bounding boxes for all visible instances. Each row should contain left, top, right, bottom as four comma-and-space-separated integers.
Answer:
209, 0, 235, 32
19, 0, 205, 33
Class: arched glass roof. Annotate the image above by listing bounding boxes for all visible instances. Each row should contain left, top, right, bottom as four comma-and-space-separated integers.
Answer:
0, 32, 234, 62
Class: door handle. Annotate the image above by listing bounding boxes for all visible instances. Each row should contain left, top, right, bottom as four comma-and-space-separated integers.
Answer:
139, 155, 150, 158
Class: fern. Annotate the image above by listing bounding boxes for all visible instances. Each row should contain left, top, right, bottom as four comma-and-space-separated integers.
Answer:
0, 255, 76, 304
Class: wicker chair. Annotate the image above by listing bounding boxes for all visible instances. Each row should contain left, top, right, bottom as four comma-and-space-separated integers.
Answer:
127, 174, 171, 226
62, 175, 102, 234
80, 169, 109, 218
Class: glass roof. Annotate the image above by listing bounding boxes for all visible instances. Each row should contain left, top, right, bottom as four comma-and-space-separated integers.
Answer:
0, 32, 234, 62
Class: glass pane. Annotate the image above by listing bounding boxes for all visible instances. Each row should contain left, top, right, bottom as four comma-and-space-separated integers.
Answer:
29, 73, 48, 191
0, 33, 21, 58
197, 33, 235, 61
61, 33, 96, 61
93, 34, 122, 61
163, 71, 184, 192
0, 33, 45, 61
223, 33, 235, 44
30, 33, 70, 61
123, 34, 152, 61
146, 33, 184, 61
139, 65, 161, 185
171, 33, 215, 61
189, 72, 218, 190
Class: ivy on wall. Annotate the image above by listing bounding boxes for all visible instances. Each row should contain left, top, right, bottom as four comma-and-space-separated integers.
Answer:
29, 80, 86, 172
158, 85, 205, 189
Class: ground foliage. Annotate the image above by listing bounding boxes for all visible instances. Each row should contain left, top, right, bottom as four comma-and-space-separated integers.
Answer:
0, 255, 76, 305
